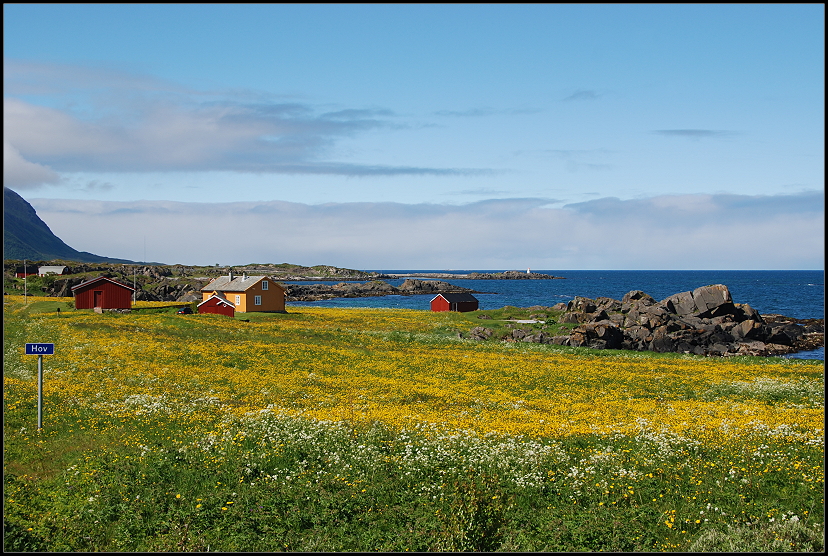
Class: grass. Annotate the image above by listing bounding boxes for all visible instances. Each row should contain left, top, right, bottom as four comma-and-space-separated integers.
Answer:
3, 295, 824, 551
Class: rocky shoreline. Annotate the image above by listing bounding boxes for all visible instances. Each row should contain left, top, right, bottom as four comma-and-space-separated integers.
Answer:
381, 270, 563, 280
466, 285, 824, 358
283, 279, 481, 302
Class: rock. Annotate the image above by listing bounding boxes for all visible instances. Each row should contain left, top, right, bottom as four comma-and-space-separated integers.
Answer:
511, 329, 528, 340
766, 324, 804, 346
622, 290, 654, 304
662, 290, 696, 316
567, 296, 597, 313
469, 326, 494, 340
542, 283, 822, 357
569, 322, 624, 350
559, 312, 585, 324
692, 284, 732, 315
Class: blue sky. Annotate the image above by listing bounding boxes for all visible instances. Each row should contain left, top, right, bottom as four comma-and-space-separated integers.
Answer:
4, 4, 824, 269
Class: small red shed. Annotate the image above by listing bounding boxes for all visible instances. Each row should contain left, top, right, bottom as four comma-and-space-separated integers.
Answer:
198, 293, 236, 317
431, 293, 479, 312
71, 276, 136, 310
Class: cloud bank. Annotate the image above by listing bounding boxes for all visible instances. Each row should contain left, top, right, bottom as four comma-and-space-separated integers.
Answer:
27, 191, 824, 270
3, 62, 489, 188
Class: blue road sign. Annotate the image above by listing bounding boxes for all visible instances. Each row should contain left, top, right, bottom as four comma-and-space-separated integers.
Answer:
26, 343, 54, 355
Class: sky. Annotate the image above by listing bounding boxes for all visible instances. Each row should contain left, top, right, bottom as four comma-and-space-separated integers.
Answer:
3, 4, 824, 269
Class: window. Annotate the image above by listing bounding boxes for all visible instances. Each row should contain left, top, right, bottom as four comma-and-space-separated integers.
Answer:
254, 295, 262, 305
261, 280, 268, 290
235, 295, 241, 305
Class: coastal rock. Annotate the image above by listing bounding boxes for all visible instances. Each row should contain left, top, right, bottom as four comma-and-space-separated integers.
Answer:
469, 326, 494, 340
546, 285, 823, 357
283, 278, 478, 302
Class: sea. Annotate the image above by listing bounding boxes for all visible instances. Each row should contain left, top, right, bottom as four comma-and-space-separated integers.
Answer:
285, 270, 825, 361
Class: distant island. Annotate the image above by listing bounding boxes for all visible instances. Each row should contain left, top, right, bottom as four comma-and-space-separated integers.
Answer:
380, 270, 564, 280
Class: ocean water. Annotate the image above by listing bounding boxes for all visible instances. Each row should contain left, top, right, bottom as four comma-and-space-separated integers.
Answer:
285, 270, 825, 360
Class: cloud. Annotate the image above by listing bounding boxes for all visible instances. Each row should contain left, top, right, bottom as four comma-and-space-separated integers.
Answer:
3, 59, 187, 97
3, 140, 60, 188
563, 191, 824, 221
562, 89, 602, 101
27, 191, 824, 270
652, 129, 737, 139
3, 61, 492, 177
433, 107, 541, 117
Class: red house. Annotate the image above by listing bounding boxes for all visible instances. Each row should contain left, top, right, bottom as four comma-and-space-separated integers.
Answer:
71, 276, 136, 310
430, 293, 479, 312
197, 293, 236, 317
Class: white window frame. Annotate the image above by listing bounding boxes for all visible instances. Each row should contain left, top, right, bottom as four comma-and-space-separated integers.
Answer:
254, 295, 262, 305
235, 295, 241, 305
261, 280, 268, 290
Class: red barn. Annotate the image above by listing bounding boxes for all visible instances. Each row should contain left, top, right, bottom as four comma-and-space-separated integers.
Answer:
197, 293, 236, 317
430, 293, 479, 312
71, 276, 136, 310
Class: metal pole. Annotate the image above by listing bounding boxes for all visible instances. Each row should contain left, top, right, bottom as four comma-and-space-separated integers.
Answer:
24, 259, 27, 304
37, 354, 43, 430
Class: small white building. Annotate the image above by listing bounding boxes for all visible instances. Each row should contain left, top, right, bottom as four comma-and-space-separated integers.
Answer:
38, 266, 68, 276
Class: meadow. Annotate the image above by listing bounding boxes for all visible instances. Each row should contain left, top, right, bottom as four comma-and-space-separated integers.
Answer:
3, 296, 824, 551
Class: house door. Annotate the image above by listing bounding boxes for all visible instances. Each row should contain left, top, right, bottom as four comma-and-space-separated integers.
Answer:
93, 290, 103, 308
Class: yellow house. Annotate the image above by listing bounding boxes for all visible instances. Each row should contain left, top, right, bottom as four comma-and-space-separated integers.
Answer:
200, 271, 285, 313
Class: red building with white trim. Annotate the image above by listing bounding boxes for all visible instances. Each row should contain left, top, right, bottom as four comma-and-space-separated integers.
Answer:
71, 276, 136, 310
430, 293, 479, 312
197, 293, 236, 317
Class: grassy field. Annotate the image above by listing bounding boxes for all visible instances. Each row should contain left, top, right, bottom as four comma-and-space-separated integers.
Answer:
3, 296, 824, 551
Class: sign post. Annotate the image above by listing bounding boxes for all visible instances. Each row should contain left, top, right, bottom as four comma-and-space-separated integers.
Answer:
25, 343, 54, 430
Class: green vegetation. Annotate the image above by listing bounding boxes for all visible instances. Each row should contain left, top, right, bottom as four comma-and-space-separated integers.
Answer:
3, 297, 824, 551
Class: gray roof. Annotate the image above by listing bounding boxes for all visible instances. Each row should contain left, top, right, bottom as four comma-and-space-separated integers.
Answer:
39, 266, 67, 273
201, 275, 265, 292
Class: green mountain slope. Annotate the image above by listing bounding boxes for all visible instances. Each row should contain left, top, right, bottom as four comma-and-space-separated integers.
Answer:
3, 187, 137, 263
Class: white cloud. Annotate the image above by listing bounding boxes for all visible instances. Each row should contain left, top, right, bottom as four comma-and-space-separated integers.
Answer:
3, 61, 491, 177
3, 140, 60, 189
26, 191, 824, 269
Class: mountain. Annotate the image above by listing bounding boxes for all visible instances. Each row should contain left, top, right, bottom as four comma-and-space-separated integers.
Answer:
3, 187, 138, 263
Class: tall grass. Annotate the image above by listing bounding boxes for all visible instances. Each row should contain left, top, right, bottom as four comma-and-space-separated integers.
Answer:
4, 296, 823, 551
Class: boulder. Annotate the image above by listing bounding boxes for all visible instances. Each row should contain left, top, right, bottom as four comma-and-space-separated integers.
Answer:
559, 312, 585, 324
567, 296, 597, 314
569, 322, 624, 350
469, 326, 493, 340
692, 284, 732, 315
662, 290, 696, 316
622, 290, 654, 304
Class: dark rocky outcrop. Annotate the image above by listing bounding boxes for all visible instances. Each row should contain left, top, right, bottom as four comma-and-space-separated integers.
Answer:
470, 284, 823, 358
385, 270, 563, 280
284, 279, 479, 302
